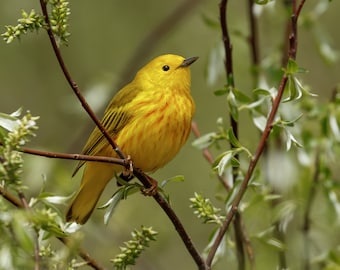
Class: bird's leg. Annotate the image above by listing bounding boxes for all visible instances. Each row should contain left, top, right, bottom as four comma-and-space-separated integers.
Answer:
122, 155, 133, 176
133, 168, 158, 196
141, 174, 158, 196
117, 155, 135, 185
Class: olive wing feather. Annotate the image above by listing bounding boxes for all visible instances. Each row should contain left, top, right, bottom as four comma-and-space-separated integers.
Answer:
72, 83, 140, 176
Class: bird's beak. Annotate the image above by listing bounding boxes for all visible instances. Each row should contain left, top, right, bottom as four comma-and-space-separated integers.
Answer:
179, 56, 199, 67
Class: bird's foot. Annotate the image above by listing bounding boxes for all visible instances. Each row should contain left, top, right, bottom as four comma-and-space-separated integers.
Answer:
141, 174, 158, 196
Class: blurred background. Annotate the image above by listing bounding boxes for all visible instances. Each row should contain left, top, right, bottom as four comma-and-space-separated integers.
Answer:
1, 0, 340, 269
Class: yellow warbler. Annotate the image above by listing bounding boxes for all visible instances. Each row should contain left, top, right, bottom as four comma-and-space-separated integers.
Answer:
66, 54, 198, 224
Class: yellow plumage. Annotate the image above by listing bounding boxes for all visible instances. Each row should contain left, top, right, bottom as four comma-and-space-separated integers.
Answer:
66, 54, 197, 224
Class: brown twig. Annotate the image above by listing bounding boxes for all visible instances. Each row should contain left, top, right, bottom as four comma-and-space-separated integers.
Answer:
206, 1, 307, 266
247, 0, 260, 87
218, 1, 253, 269
39, 0, 126, 161
38, 2, 206, 269
57, 237, 106, 270
132, 169, 209, 270
20, 146, 127, 166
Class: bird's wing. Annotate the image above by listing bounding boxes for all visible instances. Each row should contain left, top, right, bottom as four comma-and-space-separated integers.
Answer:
72, 84, 140, 177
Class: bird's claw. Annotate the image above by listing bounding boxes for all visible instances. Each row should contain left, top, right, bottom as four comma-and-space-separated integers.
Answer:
141, 175, 158, 196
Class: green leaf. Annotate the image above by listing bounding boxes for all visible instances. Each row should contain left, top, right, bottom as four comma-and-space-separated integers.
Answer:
160, 175, 184, 188
284, 129, 303, 150
192, 132, 217, 149
286, 58, 299, 74
12, 215, 35, 254
0, 112, 20, 132
329, 114, 340, 141
227, 127, 242, 148
283, 75, 312, 102
227, 91, 239, 121
253, 87, 277, 100
214, 88, 228, 96
213, 150, 241, 176
100, 184, 140, 225
252, 113, 267, 132
233, 88, 251, 104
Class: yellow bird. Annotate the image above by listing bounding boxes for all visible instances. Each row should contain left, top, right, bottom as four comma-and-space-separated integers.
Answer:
66, 54, 198, 224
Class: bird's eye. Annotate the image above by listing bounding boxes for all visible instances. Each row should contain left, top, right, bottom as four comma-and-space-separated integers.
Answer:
162, 65, 170, 71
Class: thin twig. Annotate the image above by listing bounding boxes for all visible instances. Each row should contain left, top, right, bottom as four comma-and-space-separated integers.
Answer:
132, 169, 209, 270
247, 0, 260, 87
20, 146, 127, 166
206, 1, 307, 266
57, 237, 106, 270
218, 1, 250, 269
39, 0, 126, 161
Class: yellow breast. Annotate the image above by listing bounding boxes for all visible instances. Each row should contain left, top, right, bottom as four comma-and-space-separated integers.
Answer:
114, 89, 194, 172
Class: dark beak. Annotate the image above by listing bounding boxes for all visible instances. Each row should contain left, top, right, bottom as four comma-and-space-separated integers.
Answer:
179, 56, 199, 67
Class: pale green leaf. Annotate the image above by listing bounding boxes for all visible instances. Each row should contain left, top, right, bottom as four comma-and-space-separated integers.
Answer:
192, 132, 217, 149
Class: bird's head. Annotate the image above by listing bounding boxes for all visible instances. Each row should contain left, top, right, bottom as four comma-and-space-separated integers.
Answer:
135, 54, 198, 92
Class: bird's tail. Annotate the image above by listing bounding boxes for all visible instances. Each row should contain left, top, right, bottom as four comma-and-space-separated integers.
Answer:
66, 162, 116, 224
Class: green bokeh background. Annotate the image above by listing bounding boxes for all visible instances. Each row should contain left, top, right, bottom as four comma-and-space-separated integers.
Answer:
1, 1, 340, 269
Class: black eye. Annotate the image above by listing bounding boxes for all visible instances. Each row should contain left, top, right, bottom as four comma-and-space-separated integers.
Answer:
162, 65, 170, 71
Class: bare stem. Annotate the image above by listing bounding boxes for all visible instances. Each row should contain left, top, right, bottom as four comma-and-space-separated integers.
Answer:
206, 1, 307, 266
132, 169, 209, 270
247, 0, 260, 87
218, 1, 251, 269
20, 146, 127, 166
39, 0, 126, 161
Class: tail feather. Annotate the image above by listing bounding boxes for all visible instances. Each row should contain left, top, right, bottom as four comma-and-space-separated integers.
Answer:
66, 162, 116, 224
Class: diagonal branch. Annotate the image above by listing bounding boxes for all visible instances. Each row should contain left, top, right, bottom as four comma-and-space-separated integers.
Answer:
39, 0, 126, 161
206, 1, 307, 266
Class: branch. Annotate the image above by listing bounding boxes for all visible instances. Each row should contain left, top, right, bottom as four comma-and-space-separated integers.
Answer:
247, 0, 260, 87
17, 146, 208, 269
20, 146, 127, 166
133, 169, 209, 270
206, 1, 307, 266
39, 0, 126, 161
